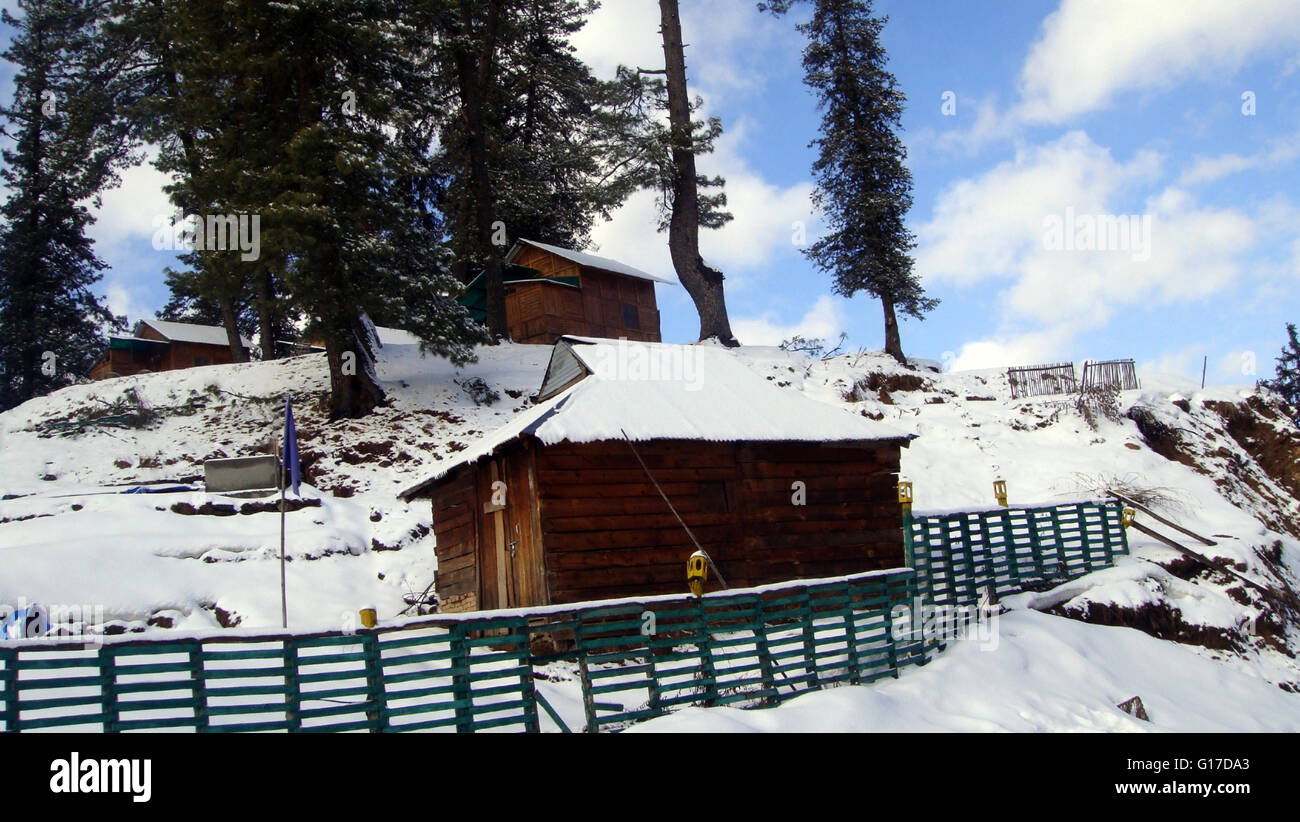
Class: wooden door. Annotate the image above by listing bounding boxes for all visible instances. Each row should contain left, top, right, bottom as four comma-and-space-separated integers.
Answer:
481, 458, 521, 609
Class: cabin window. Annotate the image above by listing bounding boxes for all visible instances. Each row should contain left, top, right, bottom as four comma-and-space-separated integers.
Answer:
194, 356, 210, 366
622, 303, 640, 330
698, 480, 729, 513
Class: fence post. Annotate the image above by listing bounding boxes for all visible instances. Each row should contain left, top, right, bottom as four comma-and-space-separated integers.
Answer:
1111, 500, 1132, 556
516, 622, 540, 734
799, 589, 820, 691
956, 514, 980, 606
999, 508, 1021, 591
361, 631, 388, 733
698, 597, 719, 706
283, 639, 302, 732
0, 648, 17, 732
885, 577, 901, 677
1075, 503, 1095, 573
753, 596, 777, 705
99, 646, 119, 734
449, 623, 475, 733
1048, 506, 1069, 577
1030, 509, 1050, 580
572, 611, 600, 733
188, 640, 209, 732
839, 582, 861, 685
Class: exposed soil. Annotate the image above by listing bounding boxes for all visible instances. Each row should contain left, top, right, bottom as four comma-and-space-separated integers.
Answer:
1126, 405, 1199, 469
170, 498, 321, 516
1204, 397, 1300, 503
1050, 600, 1242, 651
844, 371, 930, 404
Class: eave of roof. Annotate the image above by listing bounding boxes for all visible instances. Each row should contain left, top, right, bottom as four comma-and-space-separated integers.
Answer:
508, 238, 678, 286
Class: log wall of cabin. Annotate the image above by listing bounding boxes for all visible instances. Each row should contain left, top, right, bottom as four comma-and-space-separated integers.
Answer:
534, 439, 903, 604
429, 465, 480, 612
506, 245, 661, 344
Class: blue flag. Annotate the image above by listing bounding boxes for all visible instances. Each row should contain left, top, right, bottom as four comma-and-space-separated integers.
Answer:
284, 396, 300, 496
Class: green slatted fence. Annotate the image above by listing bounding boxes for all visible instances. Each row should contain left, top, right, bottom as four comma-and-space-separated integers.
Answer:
0, 569, 918, 734
908, 498, 1129, 607
0, 499, 1127, 733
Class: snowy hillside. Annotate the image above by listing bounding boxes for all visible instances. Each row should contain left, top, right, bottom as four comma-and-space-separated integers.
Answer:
2, 338, 1299, 730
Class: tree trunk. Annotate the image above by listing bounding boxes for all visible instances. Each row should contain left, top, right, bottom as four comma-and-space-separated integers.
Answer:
658, 0, 737, 346
457, 0, 508, 340
218, 296, 248, 363
256, 267, 276, 360
324, 321, 386, 420
882, 296, 906, 365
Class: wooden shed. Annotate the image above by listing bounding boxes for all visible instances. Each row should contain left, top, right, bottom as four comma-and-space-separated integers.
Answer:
400, 337, 914, 612
458, 239, 675, 344
90, 319, 253, 380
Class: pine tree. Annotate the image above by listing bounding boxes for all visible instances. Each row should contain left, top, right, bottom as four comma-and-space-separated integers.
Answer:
1262, 322, 1300, 423
116, 0, 490, 417
434, 0, 651, 331
0, 0, 129, 411
494, 0, 644, 248
433, 0, 513, 337
252, 0, 489, 417
766, 0, 936, 364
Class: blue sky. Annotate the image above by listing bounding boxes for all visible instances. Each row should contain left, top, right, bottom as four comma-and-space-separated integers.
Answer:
4, 0, 1298, 385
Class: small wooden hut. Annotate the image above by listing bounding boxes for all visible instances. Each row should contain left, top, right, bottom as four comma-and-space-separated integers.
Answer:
90, 319, 253, 380
457, 239, 674, 344
400, 338, 914, 612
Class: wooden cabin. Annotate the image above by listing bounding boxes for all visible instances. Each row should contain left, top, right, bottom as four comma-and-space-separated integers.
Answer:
458, 239, 674, 344
90, 319, 253, 380
400, 337, 914, 612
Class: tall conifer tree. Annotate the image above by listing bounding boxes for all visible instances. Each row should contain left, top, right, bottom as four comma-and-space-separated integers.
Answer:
0, 0, 129, 410
766, 0, 936, 363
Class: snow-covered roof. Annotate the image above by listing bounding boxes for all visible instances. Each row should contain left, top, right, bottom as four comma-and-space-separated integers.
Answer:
139, 319, 254, 348
399, 338, 911, 499
373, 326, 422, 346
508, 238, 678, 286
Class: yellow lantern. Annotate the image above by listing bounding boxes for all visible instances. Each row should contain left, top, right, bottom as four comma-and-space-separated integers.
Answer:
897, 480, 913, 507
359, 607, 377, 629
993, 479, 1008, 508
687, 550, 709, 597
1121, 507, 1135, 528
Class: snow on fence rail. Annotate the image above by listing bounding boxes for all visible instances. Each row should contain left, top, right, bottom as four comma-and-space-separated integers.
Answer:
0, 500, 1128, 733
908, 499, 1129, 607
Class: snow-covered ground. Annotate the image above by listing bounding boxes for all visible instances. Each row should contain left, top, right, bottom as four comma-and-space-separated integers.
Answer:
1, 337, 1298, 730
629, 608, 1299, 733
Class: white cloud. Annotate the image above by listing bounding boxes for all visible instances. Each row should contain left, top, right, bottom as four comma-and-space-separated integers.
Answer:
916, 131, 1162, 290
917, 131, 1267, 368
570, 0, 664, 80
89, 157, 176, 255
1178, 132, 1300, 186
949, 329, 1075, 371
586, 119, 817, 286
572, 0, 797, 96
571, 1, 816, 294
103, 282, 147, 326
925, 0, 1300, 151
1139, 345, 1206, 381
913, 96, 1020, 158
1216, 349, 1261, 381
1016, 0, 1300, 125
732, 294, 845, 347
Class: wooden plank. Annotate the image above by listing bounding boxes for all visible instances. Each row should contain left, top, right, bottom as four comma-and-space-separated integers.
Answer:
537, 467, 737, 485
1106, 491, 1216, 546
541, 511, 735, 534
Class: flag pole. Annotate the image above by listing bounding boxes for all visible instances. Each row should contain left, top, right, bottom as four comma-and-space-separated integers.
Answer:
278, 433, 287, 629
